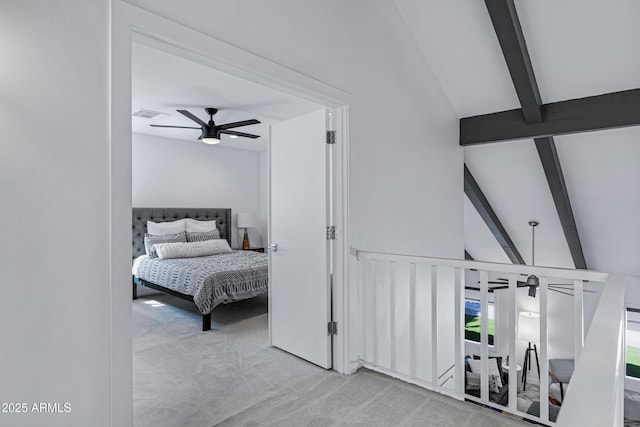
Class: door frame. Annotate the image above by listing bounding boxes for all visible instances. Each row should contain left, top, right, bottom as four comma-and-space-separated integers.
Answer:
110, 1, 352, 422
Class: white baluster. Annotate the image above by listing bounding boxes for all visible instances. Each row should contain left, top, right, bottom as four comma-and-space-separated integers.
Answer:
409, 262, 417, 379
454, 267, 464, 395
508, 273, 518, 411
389, 261, 396, 372
574, 279, 584, 361
480, 270, 489, 403
431, 265, 438, 386
371, 260, 378, 366
540, 277, 549, 423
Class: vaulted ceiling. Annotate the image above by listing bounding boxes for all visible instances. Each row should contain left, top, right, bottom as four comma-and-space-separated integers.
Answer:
131, 1, 640, 276
395, 0, 640, 276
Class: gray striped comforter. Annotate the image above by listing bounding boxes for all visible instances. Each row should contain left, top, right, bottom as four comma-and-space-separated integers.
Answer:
134, 251, 268, 314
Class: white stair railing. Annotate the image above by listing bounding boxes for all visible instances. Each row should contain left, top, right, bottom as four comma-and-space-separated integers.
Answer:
351, 248, 618, 425
556, 274, 629, 427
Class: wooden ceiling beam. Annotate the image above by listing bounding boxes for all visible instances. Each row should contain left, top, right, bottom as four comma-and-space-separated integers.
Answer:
460, 88, 640, 146
534, 137, 588, 269
464, 164, 525, 265
483, 0, 588, 270
484, 0, 543, 123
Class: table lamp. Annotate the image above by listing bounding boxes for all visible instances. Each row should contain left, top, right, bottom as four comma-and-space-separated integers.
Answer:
236, 213, 255, 250
519, 311, 540, 391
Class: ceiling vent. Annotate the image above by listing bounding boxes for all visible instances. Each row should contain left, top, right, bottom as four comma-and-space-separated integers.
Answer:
132, 109, 169, 120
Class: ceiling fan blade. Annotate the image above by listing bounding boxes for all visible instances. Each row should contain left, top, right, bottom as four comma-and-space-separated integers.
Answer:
217, 119, 260, 130
465, 286, 495, 293
471, 281, 509, 290
220, 130, 261, 139
491, 278, 529, 287
547, 283, 582, 287
549, 288, 575, 297
177, 109, 209, 127
496, 275, 528, 281
150, 124, 201, 129
548, 285, 596, 293
477, 280, 527, 287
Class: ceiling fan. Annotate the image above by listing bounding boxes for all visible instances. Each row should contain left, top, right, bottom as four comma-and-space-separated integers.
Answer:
466, 221, 595, 297
150, 107, 260, 145
465, 277, 593, 297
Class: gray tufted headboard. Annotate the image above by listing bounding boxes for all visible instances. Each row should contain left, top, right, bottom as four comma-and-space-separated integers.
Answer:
132, 207, 232, 259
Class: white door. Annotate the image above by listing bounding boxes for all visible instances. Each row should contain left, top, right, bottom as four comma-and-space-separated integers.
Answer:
269, 108, 332, 369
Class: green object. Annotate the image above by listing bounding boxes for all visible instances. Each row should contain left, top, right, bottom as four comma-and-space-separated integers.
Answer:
465, 314, 494, 346
627, 345, 640, 378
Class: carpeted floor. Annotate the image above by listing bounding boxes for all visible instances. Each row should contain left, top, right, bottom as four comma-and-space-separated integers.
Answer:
133, 288, 531, 426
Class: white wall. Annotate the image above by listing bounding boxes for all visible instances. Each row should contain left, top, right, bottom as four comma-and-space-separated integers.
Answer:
2, 1, 464, 425
132, 132, 265, 247
259, 150, 269, 247
124, 0, 464, 259
124, 1, 464, 376
0, 1, 114, 426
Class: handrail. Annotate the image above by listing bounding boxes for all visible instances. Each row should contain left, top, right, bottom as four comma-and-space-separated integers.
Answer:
556, 274, 630, 427
351, 247, 628, 426
351, 247, 609, 282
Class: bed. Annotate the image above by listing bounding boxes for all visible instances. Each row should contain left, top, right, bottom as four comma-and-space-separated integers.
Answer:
132, 207, 268, 331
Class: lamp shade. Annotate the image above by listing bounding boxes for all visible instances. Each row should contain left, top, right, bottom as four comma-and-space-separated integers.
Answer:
236, 213, 255, 229
518, 311, 540, 343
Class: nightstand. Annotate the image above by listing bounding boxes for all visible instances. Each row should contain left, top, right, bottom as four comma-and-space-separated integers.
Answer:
243, 247, 265, 253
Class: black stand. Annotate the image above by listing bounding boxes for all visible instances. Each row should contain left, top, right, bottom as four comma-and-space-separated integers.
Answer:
521, 342, 540, 391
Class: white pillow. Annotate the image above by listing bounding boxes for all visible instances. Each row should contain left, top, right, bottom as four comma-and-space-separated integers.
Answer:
466, 371, 481, 390
154, 239, 233, 259
468, 358, 503, 389
185, 218, 217, 233
147, 218, 186, 235
488, 375, 501, 393
465, 372, 500, 394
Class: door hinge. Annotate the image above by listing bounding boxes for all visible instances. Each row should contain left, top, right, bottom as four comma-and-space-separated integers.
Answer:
328, 321, 338, 336
326, 225, 336, 240
326, 130, 336, 145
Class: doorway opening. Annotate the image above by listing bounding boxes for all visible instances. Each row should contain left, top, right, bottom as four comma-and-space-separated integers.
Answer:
124, 26, 350, 425
111, 5, 351, 422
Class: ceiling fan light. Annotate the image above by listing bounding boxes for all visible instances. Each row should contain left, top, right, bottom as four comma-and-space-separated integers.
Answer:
526, 274, 539, 287
526, 274, 539, 298
202, 137, 221, 145
201, 124, 221, 145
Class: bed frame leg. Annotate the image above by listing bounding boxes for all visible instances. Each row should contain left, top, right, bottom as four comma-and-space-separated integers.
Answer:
132, 279, 137, 300
202, 313, 211, 331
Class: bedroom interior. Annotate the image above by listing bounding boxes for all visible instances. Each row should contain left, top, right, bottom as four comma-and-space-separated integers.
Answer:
131, 207, 270, 331
130, 38, 331, 247
130, 32, 347, 424
5, 1, 640, 426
